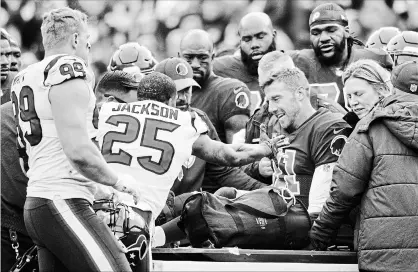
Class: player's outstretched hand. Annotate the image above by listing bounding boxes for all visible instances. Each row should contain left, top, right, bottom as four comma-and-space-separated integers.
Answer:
112, 174, 141, 205
259, 124, 290, 157
259, 157, 273, 177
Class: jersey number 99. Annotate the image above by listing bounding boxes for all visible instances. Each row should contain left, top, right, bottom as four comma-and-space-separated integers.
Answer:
101, 115, 180, 175
11, 86, 43, 146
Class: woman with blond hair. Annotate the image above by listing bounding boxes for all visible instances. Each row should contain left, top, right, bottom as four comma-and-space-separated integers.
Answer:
310, 60, 418, 272
341, 59, 393, 126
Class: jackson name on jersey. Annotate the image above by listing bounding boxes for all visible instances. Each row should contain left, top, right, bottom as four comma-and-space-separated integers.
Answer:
96, 100, 208, 216
11, 54, 97, 202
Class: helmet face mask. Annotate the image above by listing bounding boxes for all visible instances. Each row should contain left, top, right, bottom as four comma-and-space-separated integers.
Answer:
393, 51, 418, 66
93, 199, 131, 237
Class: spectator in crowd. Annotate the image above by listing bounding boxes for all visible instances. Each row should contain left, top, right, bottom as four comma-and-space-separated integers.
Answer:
213, 12, 277, 112
1, 29, 11, 104
342, 59, 393, 127
310, 60, 418, 272
179, 29, 252, 144
16, 7, 140, 271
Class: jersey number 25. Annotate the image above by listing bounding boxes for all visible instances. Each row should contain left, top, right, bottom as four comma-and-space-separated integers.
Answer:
101, 114, 180, 175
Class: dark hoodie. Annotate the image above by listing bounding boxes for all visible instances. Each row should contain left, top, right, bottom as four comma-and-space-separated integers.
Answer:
310, 93, 418, 272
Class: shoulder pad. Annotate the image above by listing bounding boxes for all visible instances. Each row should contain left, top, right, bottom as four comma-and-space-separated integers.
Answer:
44, 55, 87, 86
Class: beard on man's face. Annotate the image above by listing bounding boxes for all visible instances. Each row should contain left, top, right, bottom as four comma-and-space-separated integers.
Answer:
176, 100, 190, 111
241, 40, 276, 76
312, 37, 346, 66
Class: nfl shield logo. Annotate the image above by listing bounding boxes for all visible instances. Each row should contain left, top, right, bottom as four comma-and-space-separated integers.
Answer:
410, 84, 417, 93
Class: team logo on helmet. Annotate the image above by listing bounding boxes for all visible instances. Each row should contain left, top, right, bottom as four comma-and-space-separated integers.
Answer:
126, 234, 149, 261
235, 91, 250, 109
183, 155, 196, 169
312, 12, 320, 22
176, 63, 188, 76
330, 135, 348, 156
411, 84, 417, 93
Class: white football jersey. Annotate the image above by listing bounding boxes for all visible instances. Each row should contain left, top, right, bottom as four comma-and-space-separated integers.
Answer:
11, 54, 97, 202
96, 101, 208, 216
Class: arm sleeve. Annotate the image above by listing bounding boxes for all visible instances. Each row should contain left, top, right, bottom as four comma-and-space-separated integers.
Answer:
310, 131, 373, 245
239, 162, 272, 184
44, 55, 87, 86
219, 84, 251, 123
205, 163, 268, 191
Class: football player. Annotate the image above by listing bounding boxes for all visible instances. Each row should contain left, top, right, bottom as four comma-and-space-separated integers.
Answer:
1, 31, 37, 271
245, 50, 348, 145
290, 3, 393, 109
8, 36, 21, 72
154, 57, 267, 194
213, 12, 277, 113
1, 30, 22, 105
365, 26, 401, 51
108, 42, 157, 81
96, 72, 282, 268
243, 67, 351, 217
179, 29, 252, 144
1, 29, 11, 102
12, 7, 140, 272
386, 31, 418, 66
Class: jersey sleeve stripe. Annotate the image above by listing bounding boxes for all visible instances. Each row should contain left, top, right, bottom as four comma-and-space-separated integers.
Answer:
43, 55, 66, 85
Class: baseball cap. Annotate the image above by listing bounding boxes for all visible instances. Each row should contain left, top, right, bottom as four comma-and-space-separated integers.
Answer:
154, 57, 200, 91
309, 3, 348, 28
391, 60, 418, 95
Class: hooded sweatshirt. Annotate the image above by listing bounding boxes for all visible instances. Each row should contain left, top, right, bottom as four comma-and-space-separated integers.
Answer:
310, 92, 418, 272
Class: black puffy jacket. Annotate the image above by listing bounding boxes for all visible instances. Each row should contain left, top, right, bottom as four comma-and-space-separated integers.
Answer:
310, 93, 418, 272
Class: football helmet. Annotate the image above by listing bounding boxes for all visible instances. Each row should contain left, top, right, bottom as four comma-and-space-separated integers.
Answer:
93, 199, 130, 237
366, 27, 401, 50
386, 31, 418, 65
93, 199, 151, 271
108, 42, 157, 79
